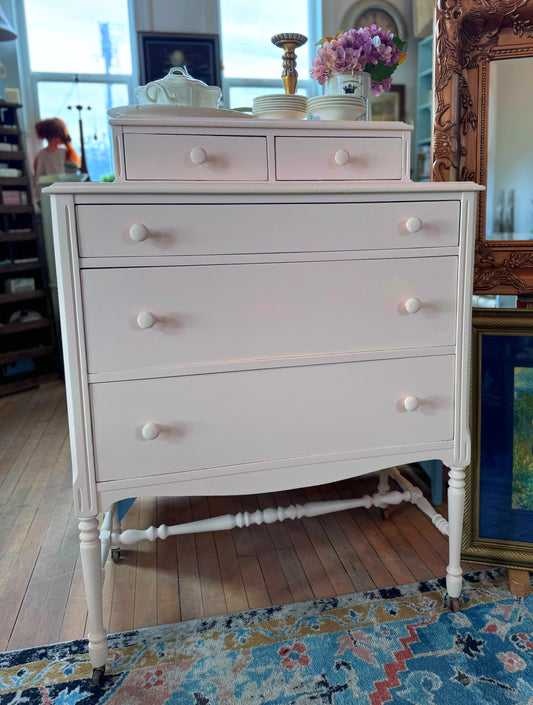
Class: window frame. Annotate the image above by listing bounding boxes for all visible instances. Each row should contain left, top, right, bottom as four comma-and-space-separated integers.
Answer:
219, 0, 323, 108
13, 0, 137, 176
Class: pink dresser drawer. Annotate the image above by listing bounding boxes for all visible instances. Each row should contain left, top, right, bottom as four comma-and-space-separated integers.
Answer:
75, 201, 460, 258
81, 257, 458, 376
275, 136, 402, 180
123, 133, 268, 181
90, 354, 455, 482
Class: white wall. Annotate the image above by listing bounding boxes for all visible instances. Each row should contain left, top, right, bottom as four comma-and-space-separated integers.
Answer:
131, 0, 219, 34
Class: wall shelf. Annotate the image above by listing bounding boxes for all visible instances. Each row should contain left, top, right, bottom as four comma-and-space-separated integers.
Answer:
415, 35, 434, 181
0, 103, 59, 395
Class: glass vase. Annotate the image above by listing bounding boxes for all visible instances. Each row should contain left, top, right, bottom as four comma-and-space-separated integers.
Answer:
324, 71, 372, 119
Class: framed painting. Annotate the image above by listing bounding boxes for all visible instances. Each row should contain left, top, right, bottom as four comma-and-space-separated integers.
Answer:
370, 84, 405, 122
463, 308, 533, 569
138, 32, 221, 87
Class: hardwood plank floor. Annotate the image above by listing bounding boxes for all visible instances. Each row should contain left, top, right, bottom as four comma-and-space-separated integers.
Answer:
0, 380, 488, 652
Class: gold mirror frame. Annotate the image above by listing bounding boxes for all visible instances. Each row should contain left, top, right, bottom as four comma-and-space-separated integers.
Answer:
433, 0, 533, 294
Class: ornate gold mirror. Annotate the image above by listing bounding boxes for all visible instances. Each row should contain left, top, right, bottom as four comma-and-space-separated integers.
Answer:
433, 0, 533, 294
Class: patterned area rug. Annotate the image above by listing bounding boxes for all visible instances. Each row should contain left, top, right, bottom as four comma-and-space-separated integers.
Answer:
1, 569, 533, 704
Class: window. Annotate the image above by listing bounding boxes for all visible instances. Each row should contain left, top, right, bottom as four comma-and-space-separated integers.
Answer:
17, 0, 135, 181
219, 0, 321, 109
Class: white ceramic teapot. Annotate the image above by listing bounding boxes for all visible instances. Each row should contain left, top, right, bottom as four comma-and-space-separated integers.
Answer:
134, 66, 221, 108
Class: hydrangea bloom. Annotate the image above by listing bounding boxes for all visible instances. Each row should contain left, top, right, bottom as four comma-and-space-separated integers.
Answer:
310, 25, 407, 96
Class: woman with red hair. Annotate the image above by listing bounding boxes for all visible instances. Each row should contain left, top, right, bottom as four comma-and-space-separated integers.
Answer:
34, 118, 81, 177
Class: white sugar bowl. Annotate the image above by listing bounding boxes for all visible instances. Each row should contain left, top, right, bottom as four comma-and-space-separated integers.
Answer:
134, 66, 221, 108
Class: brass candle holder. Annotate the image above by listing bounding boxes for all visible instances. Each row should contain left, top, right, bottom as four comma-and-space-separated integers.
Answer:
271, 33, 307, 94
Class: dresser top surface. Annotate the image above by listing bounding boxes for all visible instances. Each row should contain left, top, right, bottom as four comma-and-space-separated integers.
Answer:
44, 179, 484, 196
107, 105, 413, 133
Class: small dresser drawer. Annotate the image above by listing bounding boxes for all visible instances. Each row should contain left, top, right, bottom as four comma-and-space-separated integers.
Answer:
275, 137, 402, 180
123, 133, 268, 181
81, 257, 457, 376
76, 201, 460, 258
90, 354, 455, 482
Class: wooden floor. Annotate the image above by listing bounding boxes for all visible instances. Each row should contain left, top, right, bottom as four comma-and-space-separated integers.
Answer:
0, 380, 485, 652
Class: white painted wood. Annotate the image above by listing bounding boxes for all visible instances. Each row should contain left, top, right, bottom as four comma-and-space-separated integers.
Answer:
75, 200, 461, 258
79, 517, 107, 669
275, 137, 402, 181
124, 134, 268, 181
446, 466, 467, 598
404, 297, 422, 314
129, 222, 148, 242
403, 396, 420, 412
80, 258, 458, 376
89, 355, 455, 483
406, 216, 423, 233
113, 484, 415, 546
95, 445, 458, 509
45, 117, 481, 675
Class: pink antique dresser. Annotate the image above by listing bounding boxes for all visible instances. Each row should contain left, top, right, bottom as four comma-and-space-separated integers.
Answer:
47, 108, 481, 683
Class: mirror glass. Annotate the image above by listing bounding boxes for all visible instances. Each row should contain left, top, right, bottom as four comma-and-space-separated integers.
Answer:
486, 56, 533, 241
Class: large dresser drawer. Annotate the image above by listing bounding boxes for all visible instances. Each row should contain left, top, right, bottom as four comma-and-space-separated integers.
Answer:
81, 257, 458, 375
76, 201, 460, 258
123, 133, 268, 181
275, 137, 402, 180
90, 355, 455, 482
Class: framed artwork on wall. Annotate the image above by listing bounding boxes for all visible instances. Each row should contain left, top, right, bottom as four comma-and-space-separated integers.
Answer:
463, 308, 533, 569
370, 84, 405, 122
138, 32, 221, 87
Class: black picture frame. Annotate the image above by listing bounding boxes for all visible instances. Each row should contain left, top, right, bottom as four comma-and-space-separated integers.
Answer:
463, 308, 533, 569
138, 32, 221, 87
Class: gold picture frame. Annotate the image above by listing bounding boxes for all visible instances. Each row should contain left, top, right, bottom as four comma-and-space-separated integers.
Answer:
464, 308, 533, 569
432, 0, 533, 295
370, 84, 405, 122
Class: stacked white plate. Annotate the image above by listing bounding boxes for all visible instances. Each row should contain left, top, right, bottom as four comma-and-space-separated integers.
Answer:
307, 95, 367, 121
252, 94, 307, 120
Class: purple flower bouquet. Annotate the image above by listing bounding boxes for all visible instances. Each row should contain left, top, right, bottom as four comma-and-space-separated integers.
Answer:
310, 25, 407, 97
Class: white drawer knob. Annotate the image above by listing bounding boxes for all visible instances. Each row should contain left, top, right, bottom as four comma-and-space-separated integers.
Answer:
141, 422, 160, 440
403, 396, 420, 412
129, 223, 149, 242
404, 297, 422, 314
405, 216, 423, 233
189, 146, 207, 165
334, 149, 350, 166
137, 310, 156, 329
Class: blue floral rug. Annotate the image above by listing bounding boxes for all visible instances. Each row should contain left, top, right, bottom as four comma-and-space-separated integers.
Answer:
1, 568, 532, 704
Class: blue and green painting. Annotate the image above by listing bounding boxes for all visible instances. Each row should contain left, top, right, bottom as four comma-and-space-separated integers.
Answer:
513, 367, 533, 510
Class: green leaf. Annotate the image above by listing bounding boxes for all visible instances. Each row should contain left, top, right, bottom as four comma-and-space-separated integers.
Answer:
393, 36, 407, 53
364, 61, 397, 82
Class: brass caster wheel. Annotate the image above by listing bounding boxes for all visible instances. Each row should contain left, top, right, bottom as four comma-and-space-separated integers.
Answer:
379, 508, 390, 520
111, 548, 121, 564
450, 597, 461, 613
91, 666, 106, 686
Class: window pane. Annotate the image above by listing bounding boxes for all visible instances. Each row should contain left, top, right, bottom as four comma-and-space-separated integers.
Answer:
37, 82, 129, 181
220, 0, 310, 80
24, 0, 132, 74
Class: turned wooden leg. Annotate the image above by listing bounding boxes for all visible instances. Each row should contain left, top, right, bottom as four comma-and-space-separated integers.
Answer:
446, 466, 465, 608
79, 517, 107, 682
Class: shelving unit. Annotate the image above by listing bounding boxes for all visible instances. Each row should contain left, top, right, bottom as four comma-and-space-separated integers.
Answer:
415, 35, 433, 181
0, 101, 59, 396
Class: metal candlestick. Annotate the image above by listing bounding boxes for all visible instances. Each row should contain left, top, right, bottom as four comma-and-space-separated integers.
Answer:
271, 33, 307, 94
